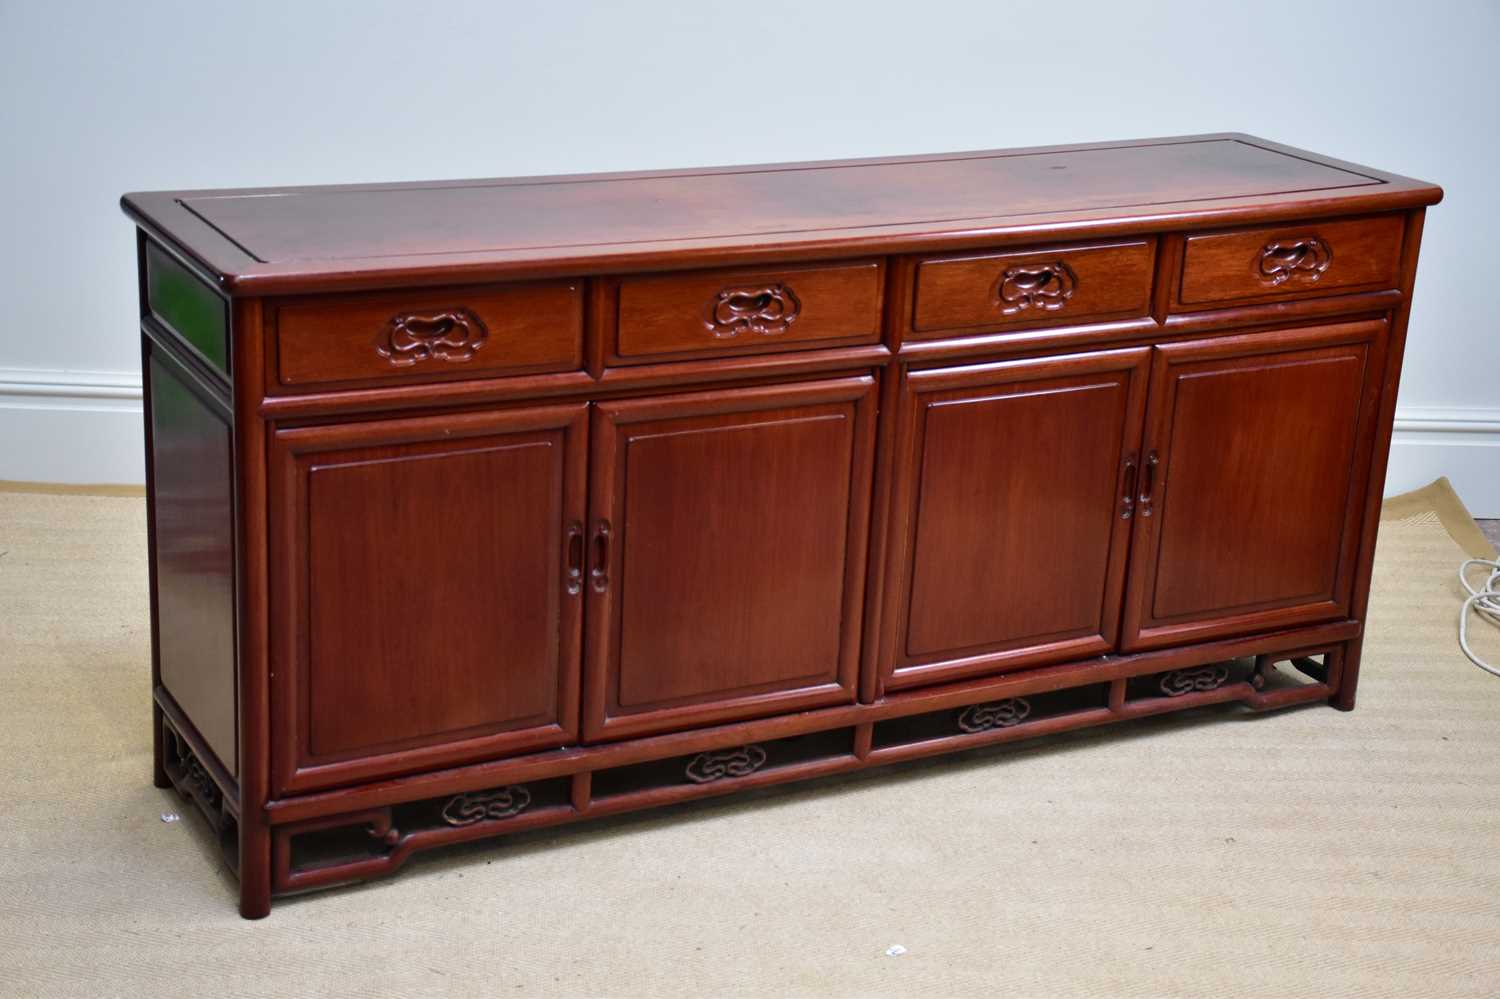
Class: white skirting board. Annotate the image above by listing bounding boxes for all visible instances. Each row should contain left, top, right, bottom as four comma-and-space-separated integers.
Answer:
2, 370, 1498, 515
0, 370, 145, 486
1385, 408, 1500, 518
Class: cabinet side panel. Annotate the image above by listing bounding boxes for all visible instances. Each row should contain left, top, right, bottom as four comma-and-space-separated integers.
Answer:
147, 352, 238, 774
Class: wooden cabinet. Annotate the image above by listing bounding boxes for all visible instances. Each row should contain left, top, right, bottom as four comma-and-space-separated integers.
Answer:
584, 377, 877, 739
125, 133, 1440, 916
268, 404, 588, 794
1119, 321, 1385, 650
881, 348, 1149, 692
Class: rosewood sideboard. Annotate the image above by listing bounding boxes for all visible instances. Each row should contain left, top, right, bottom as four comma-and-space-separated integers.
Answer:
122, 134, 1442, 917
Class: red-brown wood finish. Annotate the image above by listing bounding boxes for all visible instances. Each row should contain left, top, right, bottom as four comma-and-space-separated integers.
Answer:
269, 405, 587, 794
910, 239, 1155, 336
124, 133, 1441, 916
612, 260, 883, 362
881, 348, 1150, 693
1174, 214, 1405, 309
269, 280, 583, 389
584, 377, 876, 740
122, 135, 1439, 294
230, 295, 272, 918
1118, 321, 1386, 651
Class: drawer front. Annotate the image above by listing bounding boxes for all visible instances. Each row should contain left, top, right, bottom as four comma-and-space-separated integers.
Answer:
911, 239, 1155, 336
1176, 215, 1404, 309
614, 260, 883, 362
273, 281, 582, 388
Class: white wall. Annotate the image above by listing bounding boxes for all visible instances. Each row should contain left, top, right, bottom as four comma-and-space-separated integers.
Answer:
2, 1, 1495, 510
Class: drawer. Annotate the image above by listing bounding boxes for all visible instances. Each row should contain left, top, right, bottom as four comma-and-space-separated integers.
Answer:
613, 260, 883, 362
271, 281, 582, 388
1175, 215, 1404, 309
911, 239, 1155, 337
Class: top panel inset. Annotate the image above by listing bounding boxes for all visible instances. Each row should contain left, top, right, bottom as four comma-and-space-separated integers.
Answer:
121, 134, 1441, 293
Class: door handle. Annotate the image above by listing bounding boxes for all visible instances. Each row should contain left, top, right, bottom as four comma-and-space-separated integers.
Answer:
589, 520, 611, 594
564, 522, 584, 596
1138, 451, 1160, 518
1120, 454, 1138, 520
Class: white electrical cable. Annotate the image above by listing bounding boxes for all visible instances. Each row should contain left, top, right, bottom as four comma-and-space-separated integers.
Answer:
1458, 557, 1500, 677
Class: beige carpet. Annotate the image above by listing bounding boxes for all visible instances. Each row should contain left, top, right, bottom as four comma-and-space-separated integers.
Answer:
2, 480, 1498, 998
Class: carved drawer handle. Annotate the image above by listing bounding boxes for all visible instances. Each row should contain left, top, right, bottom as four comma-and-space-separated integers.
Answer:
996, 261, 1076, 315
704, 283, 801, 338
374, 308, 488, 366
1256, 236, 1331, 287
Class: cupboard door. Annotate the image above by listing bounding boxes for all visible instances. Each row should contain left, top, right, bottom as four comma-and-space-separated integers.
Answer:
881, 348, 1151, 693
585, 377, 877, 740
1119, 320, 1385, 651
270, 404, 587, 794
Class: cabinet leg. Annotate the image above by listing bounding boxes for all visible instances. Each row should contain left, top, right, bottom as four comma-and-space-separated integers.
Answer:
1331, 639, 1361, 712
238, 811, 272, 919
151, 702, 171, 789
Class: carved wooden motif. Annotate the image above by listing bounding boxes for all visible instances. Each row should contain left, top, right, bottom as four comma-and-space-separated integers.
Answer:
996, 261, 1076, 314
1256, 237, 1332, 287
374, 307, 489, 366
440, 785, 533, 826
1158, 664, 1231, 696
704, 284, 801, 338
956, 698, 1032, 733
160, 721, 233, 838
684, 745, 768, 783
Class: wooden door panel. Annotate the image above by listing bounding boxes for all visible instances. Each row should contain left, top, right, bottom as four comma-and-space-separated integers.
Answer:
270, 404, 587, 794
882, 348, 1151, 693
1120, 320, 1385, 650
586, 377, 877, 740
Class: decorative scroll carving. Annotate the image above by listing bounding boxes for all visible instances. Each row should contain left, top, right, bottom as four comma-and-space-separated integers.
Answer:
704, 284, 801, 338
996, 262, 1076, 315
374, 308, 489, 366
684, 745, 768, 784
1256, 237, 1332, 287
178, 751, 222, 810
161, 723, 231, 834
1158, 664, 1230, 697
440, 785, 532, 826
956, 697, 1032, 733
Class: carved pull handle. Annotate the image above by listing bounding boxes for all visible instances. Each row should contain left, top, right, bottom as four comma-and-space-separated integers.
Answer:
704, 283, 801, 338
589, 520, 611, 594
375, 307, 488, 366
997, 261, 1077, 315
1256, 236, 1332, 287
1138, 451, 1160, 518
564, 522, 584, 596
1120, 454, 1138, 520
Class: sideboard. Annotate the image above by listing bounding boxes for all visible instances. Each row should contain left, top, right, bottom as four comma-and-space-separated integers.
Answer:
122, 133, 1442, 917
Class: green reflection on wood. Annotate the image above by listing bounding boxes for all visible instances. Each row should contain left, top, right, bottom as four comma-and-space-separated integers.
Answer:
146, 241, 229, 375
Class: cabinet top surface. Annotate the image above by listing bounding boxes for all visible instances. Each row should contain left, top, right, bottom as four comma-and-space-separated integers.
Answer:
123, 133, 1440, 295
